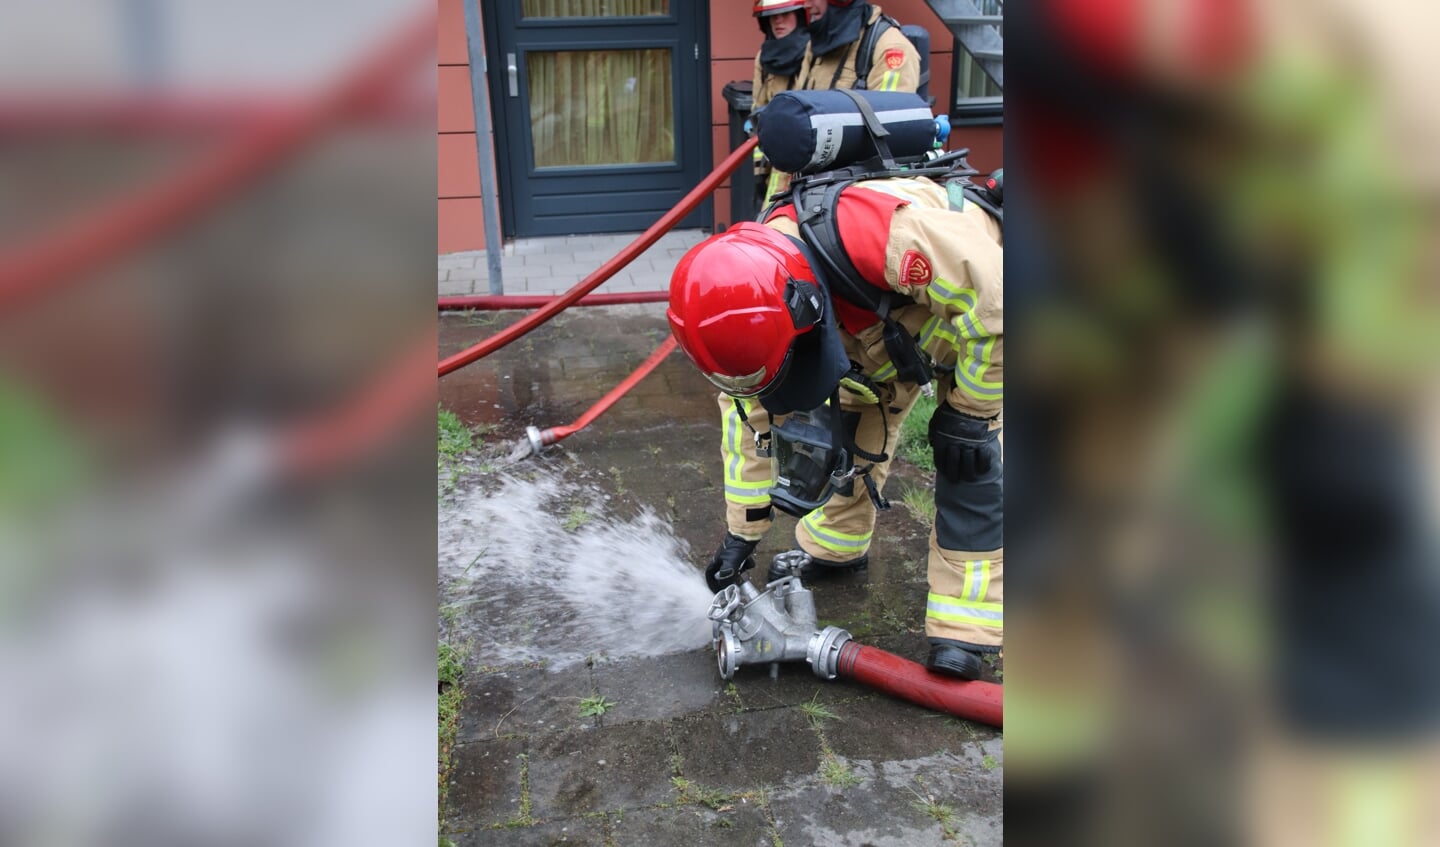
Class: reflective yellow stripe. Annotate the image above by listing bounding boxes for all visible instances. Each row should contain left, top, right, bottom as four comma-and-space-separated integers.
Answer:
927, 593, 1001, 613
765, 170, 789, 201
725, 490, 772, 505
723, 399, 775, 503
919, 315, 958, 350
957, 311, 986, 341
928, 611, 1004, 628
962, 335, 999, 381
722, 401, 745, 485
724, 475, 771, 504
975, 560, 991, 602
928, 277, 977, 311
800, 507, 871, 553
870, 362, 897, 382
955, 333, 1001, 401
955, 367, 1003, 401
926, 592, 1003, 627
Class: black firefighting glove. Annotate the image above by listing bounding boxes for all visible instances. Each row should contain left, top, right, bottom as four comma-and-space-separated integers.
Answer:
705, 532, 758, 593
928, 404, 998, 483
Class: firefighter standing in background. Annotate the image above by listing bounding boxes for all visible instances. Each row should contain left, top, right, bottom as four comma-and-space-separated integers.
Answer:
670, 176, 1005, 679
752, 0, 808, 106
797, 0, 918, 93
758, 0, 920, 201
749, 0, 809, 205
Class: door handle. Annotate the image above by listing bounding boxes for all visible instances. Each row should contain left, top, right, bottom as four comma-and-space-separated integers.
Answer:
506, 53, 518, 98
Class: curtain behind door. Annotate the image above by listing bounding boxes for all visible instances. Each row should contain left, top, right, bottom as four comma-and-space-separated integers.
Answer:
527, 48, 675, 168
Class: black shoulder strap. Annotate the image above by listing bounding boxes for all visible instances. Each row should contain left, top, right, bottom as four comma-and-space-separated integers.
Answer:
791, 177, 896, 316
852, 13, 896, 90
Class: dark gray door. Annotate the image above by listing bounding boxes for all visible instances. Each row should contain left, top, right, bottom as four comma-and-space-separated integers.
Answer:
484, 0, 710, 238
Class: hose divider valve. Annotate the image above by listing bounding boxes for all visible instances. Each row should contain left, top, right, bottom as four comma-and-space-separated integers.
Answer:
707, 575, 851, 680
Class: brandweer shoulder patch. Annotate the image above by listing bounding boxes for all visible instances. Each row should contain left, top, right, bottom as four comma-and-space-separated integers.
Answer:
900, 250, 932, 286
883, 48, 905, 70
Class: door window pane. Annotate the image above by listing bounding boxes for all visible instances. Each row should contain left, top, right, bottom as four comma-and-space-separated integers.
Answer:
528, 49, 674, 167
522, 0, 668, 18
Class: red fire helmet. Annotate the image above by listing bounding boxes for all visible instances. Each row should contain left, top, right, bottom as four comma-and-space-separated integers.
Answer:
667, 223, 824, 399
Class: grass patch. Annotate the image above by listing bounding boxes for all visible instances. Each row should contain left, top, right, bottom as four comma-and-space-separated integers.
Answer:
897, 482, 936, 523
438, 406, 473, 460
819, 753, 862, 788
579, 695, 616, 718
671, 777, 741, 811
799, 692, 840, 726
877, 602, 916, 634
982, 754, 998, 770
909, 779, 961, 841
562, 504, 592, 532
438, 406, 490, 494
897, 391, 937, 472
911, 792, 957, 826
438, 642, 466, 829
983, 653, 1004, 681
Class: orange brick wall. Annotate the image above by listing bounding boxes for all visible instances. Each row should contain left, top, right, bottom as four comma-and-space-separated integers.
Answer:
437, 1, 1001, 252
438, 0, 499, 253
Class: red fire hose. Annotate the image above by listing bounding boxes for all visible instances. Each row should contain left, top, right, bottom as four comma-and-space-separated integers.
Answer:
0, 9, 435, 313
837, 641, 1003, 728
438, 290, 668, 311
437, 135, 758, 377
278, 332, 437, 479
524, 336, 677, 454
0, 91, 428, 137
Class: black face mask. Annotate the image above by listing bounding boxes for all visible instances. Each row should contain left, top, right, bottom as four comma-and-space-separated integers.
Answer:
759, 27, 809, 78
767, 399, 851, 518
806, 2, 868, 58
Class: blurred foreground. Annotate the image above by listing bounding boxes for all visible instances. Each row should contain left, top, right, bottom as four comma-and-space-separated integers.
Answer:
1005, 1, 1440, 845
0, 3, 436, 845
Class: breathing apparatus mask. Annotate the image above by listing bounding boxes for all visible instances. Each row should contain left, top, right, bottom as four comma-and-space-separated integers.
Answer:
739, 377, 891, 519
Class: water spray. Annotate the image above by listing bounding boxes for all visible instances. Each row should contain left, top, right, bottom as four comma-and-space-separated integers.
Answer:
708, 577, 1003, 728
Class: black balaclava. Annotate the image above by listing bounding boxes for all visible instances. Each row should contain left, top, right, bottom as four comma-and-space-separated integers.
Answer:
759, 27, 809, 78
806, 1, 868, 58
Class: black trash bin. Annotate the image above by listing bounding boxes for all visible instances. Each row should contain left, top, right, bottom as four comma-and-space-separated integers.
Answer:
721, 80, 762, 228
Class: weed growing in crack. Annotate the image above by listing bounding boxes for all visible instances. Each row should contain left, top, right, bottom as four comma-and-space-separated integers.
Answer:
579, 695, 616, 718
438, 641, 466, 829
799, 692, 840, 726
819, 753, 861, 788
671, 777, 740, 811
562, 503, 592, 531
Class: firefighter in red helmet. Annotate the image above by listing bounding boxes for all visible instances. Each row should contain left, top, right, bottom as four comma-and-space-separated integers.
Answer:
668, 176, 1004, 680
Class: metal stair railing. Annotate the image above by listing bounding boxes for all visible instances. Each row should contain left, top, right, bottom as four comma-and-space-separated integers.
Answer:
925, 0, 1003, 90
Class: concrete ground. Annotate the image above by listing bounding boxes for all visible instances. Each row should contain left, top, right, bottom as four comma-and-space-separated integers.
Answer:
439, 230, 706, 297
438, 235, 1002, 846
